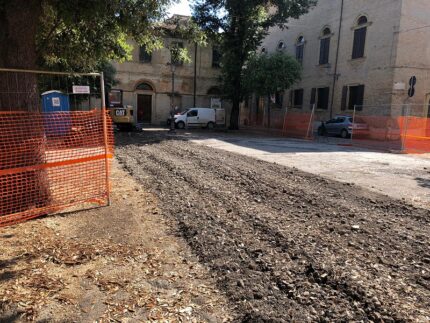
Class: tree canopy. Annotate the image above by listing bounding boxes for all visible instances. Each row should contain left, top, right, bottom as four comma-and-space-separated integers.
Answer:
243, 52, 302, 98
0, 0, 205, 72
192, 0, 316, 129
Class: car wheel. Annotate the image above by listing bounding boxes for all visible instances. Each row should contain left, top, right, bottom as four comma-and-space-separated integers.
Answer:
340, 129, 349, 139
177, 121, 185, 129
207, 122, 215, 130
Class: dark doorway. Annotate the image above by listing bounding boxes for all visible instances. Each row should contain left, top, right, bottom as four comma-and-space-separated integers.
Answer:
137, 94, 152, 123
427, 99, 430, 118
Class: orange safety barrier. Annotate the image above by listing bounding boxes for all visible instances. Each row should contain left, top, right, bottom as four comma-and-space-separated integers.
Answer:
282, 111, 314, 139
0, 109, 113, 227
401, 116, 430, 153
350, 115, 430, 153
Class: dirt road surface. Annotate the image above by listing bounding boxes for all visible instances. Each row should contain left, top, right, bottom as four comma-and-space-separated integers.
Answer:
116, 131, 430, 322
0, 160, 232, 322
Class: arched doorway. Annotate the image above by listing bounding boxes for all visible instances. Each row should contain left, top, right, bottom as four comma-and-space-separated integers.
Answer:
135, 81, 154, 124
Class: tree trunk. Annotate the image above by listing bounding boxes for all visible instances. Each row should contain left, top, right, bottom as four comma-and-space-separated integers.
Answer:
0, 1, 50, 219
229, 98, 240, 130
0, 0, 42, 110
0, 0, 41, 69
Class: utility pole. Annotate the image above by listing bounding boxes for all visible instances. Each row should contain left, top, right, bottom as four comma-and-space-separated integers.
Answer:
329, 0, 344, 118
169, 62, 176, 133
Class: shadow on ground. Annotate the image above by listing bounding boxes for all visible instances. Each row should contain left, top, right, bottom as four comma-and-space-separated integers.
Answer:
116, 128, 380, 155
416, 177, 430, 189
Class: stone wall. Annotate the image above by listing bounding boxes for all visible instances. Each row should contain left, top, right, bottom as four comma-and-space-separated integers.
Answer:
392, 0, 430, 117
113, 37, 230, 125
260, 0, 414, 121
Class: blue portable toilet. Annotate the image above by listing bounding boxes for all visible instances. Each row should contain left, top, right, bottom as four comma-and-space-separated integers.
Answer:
42, 90, 70, 112
41, 90, 71, 136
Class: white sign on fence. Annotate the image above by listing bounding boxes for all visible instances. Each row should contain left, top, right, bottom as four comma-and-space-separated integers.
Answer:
211, 98, 222, 109
72, 85, 91, 94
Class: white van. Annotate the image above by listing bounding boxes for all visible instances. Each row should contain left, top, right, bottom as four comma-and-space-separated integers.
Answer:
173, 108, 225, 129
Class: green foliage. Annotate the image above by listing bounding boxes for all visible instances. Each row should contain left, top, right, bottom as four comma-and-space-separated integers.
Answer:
31, 1, 208, 72
1, 0, 207, 72
35, 0, 175, 72
243, 52, 302, 97
192, 0, 316, 128
164, 15, 208, 66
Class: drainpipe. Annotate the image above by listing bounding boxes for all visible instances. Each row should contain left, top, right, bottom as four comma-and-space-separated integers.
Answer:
193, 42, 197, 107
329, 0, 344, 118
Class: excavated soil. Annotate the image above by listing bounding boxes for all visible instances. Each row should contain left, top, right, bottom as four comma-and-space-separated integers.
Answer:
116, 131, 430, 322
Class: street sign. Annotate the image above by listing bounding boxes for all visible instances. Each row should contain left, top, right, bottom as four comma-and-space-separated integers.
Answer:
408, 76, 416, 97
72, 85, 91, 94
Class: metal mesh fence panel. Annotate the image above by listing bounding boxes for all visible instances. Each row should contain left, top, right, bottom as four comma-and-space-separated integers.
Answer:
282, 105, 315, 139
0, 69, 113, 227
351, 104, 430, 153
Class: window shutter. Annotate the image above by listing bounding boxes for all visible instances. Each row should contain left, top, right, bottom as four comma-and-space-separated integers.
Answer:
310, 88, 316, 106
296, 45, 304, 64
341, 86, 348, 111
352, 27, 367, 59
317, 87, 329, 110
323, 88, 330, 110
293, 89, 304, 108
289, 91, 293, 107
319, 38, 330, 65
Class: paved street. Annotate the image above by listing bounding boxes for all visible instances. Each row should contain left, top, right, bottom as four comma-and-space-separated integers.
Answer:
184, 131, 430, 209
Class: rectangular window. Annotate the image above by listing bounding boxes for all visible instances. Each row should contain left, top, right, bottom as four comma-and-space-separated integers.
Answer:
212, 47, 221, 68
293, 89, 304, 108
139, 46, 152, 63
348, 85, 365, 110
296, 45, 304, 65
352, 27, 367, 59
317, 87, 330, 110
319, 38, 330, 65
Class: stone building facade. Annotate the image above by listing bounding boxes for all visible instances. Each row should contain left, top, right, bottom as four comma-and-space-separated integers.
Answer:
252, 0, 430, 123
112, 16, 226, 125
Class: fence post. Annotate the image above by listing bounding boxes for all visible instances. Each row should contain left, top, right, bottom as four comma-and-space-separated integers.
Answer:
306, 104, 316, 139
400, 104, 411, 153
100, 72, 111, 206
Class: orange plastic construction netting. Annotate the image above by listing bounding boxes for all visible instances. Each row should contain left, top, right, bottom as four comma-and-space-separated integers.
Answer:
0, 109, 113, 227
282, 111, 314, 139
350, 115, 430, 153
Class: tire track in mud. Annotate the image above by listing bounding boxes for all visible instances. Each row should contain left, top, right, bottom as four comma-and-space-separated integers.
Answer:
152, 143, 429, 275
116, 134, 430, 322
164, 143, 430, 275
130, 143, 423, 321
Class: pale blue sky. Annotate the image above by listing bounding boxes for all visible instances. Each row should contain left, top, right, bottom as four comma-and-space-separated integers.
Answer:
168, 0, 192, 16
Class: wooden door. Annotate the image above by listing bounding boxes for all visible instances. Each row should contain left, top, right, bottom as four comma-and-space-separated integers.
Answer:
137, 94, 152, 123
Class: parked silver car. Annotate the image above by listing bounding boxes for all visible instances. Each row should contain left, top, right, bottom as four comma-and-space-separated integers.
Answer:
318, 115, 369, 138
